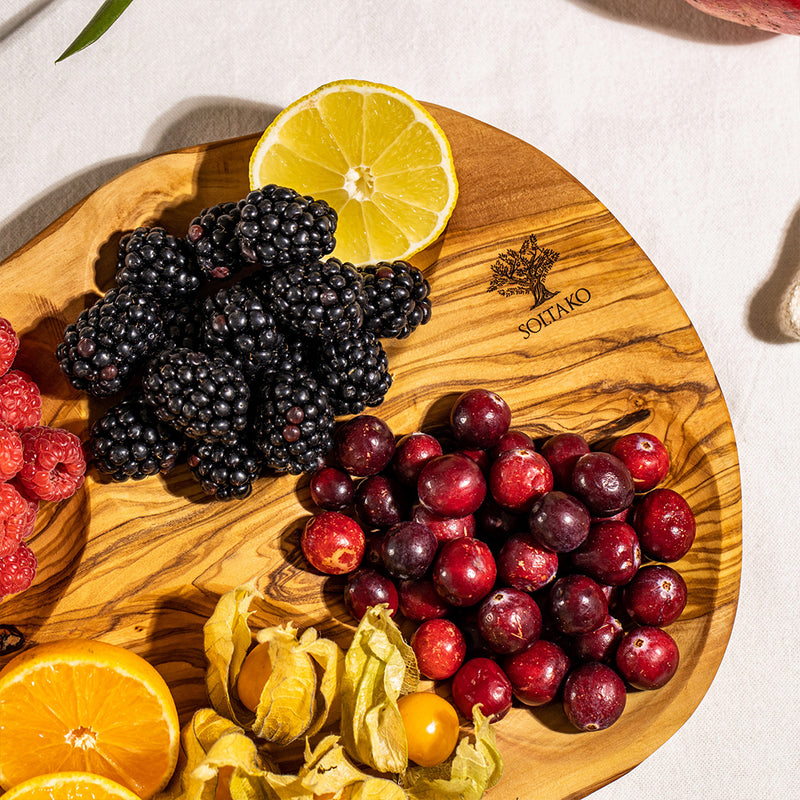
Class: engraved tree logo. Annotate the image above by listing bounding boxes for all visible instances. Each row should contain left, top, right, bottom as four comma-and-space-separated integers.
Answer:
487, 233, 559, 309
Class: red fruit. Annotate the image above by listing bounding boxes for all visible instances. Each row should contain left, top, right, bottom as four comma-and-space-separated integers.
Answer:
451, 657, 513, 721
569, 520, 642, 586
457, 447, 490, 476
392, 432, 443, 486
411, 618, 466, 679
398, 579, 451, 622
489, 448, 553, 513
548, 573, 608, 635
562, 662, 626, 731
0, 370, 42, 430
344, 568, 399, 620
616, 625, 680, 690
411, 504, 475, 543
489, 429, 535, 460
478, 586, 542, 655
0, 482, 31, 558
300, 511, 365, 575
528, 490, 591, 552
417, 453, 486, 518
682, 0, 800, 35
354, 474, 408, 529
622, 564, 688, 627
0, 422, 23, 481
571, 451, 634, 516
309, 466, 355, 511
450, 388, 511, 449
432, 537, 497, 607
335, 415, 396, 476
475, 497, 520, 544
0, 541, 37, 598
540, 432, 590, 490
497, 532, 559, 593
0, 318, 19, 376
381, 521, 437, 580
633, 488, 696, 561
503, 639, 571, 706
572, 614, 624, 664
609, 432, 670, 492
17, 426, 86, 502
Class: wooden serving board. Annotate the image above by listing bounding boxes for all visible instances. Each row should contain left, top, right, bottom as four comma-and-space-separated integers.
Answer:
0, 104, 742, 799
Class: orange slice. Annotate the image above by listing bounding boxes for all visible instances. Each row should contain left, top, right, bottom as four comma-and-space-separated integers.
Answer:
0, 639, 179, 800
0, 772, 142, 800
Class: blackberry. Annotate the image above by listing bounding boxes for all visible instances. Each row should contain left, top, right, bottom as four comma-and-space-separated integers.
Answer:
313, 329, 392, 415
186, 202, 245, 280
187, 437, 262, 500
89, 394, 185, 481
142, 348, 250, 443
57, 287, 164, 397
200, 279, 284, 379
160, 299, 205, 350
361, 261, 432, 339
253, 370, 334, 474
266, 257, 364, 340
237, 185, 337, 269
116, 226, 202, 300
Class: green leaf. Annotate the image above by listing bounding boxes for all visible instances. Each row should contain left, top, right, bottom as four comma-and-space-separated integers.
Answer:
56, 0, 134, 63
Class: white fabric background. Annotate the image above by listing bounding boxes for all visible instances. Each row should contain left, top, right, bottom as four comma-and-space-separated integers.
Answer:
2, 1, 799, 798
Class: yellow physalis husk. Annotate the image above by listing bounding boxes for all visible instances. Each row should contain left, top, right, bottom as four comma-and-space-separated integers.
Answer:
340, 604, 419, 775
402, 707, 503, 800
297, 628, 345, 735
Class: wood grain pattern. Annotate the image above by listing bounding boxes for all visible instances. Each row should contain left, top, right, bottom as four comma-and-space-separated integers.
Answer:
0, 104, 742, 799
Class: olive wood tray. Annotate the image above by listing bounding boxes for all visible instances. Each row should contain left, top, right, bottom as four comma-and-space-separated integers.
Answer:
0, 103, 742, 800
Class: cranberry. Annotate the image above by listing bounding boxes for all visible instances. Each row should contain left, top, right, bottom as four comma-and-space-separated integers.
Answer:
451, 657, 513, 721
381, 521, 438, 580
411, 504, 476, 543
632, 488, 696, 562
411, 618, 466, 679
489, 428, 535, 460
622, 564, 687, 626
344, 568, 399, 620
497, 533, 559, 592
528, 490, 591, 552
616, 625, 679, 690
392, 432, 443, 486
455, 607, 497, 659
300, 511, 365, 575
398, 578, 451, 622
569, 520, 641, 586
489, 449, 553, 513
609, 432, 670, 492
571, 451, 635, 516
433, 537, 497, 607
540, 433, 590, 490
354, 474, 408, 529
309, 466, 355, 511
335, 415, 396, 476
478, 587, 542, 654
417, 453, 487, 518
571, 614, 623, 663
449, 388, 511, 448
457, 447, 490, 475
562, 662, 626, 731
503, 639, 571, 706
475, 497, 521, 544
548, 573, 608, 635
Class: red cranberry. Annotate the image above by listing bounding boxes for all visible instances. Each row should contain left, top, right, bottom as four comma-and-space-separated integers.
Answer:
381, 521, 438, 580
571, 451, 635, 516
300, 511, 365, 575
562, 662, 626, 731
411, 504, 476, 543
528, 490, 591, 552
478, 587, 542, 655
344, 568, 399, 620
398, 579, 451, 622
632, 488, 696, 562
309, 466, 355, 511
417, 453, 487, 518
354, 474, 408, 529
392, 432, 443, 486
610, 432, 670, 492
335, 415, 396, 476
433, 537, 497, 607
451, 657, 513, 721
548, 573, 608, 635
540, 432, 590, 490
497, 533, 559, 592
616, 625, 679, 690
450, 388, 512, 449
622, 564, 687, 626
457, 447, 490, 475
475, 497, 521, 544
489, 428, 535, 460
569, 520, 641, 586
489, 449, 553, 513
411, 618, 466, 679
571, 614, 623, 663
503, 639, 571, 706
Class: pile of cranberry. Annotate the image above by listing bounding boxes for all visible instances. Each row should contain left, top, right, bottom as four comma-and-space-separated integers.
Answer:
299, 388, 696, 732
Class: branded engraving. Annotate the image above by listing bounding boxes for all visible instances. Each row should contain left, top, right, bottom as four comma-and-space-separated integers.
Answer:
518, 288, 592, 338
487, 233, 560, 308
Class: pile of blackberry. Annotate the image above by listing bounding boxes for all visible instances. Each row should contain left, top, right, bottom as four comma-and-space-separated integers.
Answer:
58, 184, 433, 500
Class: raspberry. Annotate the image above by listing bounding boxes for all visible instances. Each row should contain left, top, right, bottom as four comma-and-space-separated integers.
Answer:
0, 317, 19, 376
0, 542, 37, 599
0, 422, 23, 481
12, 481, 40, 540
0, 370, 42, 430
17, 427, 86, 502
0, 482, 31, 558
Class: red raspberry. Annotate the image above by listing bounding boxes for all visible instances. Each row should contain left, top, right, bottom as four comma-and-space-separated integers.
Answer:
0, 542, 37, 598
18, 426, 86, 502
12, 480, 40, 540
0, 482, 30, 557
0, 317, 19, 376
0, 370, 42, 430
0, 422, 23, 481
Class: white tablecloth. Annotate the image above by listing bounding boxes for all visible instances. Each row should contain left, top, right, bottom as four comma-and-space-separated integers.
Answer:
2, 1, 799, 797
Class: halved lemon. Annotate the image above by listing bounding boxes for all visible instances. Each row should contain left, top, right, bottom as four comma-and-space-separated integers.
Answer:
248, 79, 458, 266
0, 772, 142, 800
0, 639, 180, 800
